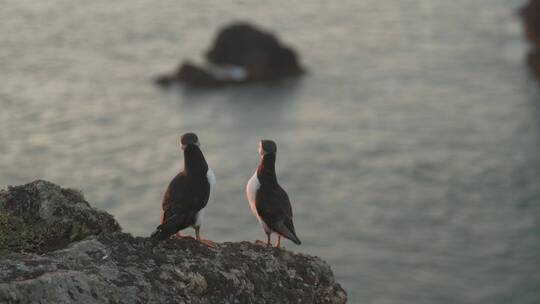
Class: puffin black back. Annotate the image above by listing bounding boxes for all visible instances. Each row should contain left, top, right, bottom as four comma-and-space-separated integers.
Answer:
257, 152, 278, 186
183, 145, 208, 177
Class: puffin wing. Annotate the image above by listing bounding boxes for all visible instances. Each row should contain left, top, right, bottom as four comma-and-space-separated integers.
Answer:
256, 185, 301, 245
161, 173, 187, 223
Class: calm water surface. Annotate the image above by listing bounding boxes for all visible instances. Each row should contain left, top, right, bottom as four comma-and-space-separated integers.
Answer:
1, 1, 539, 303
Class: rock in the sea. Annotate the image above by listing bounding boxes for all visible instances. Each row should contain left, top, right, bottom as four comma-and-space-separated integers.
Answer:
521, 0, 540, 80
0, 180, 347, 304
156, 22, 305, 88
527, 49, 540, 76
156, 61, 240, 88
206, 23, 304, 81
521, 0, 540, 48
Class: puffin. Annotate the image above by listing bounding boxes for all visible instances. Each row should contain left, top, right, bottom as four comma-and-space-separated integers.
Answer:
150, 132, 216, 246
246, 140, 301, 248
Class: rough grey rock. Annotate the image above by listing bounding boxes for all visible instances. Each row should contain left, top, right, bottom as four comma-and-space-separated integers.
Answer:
0, 181, 347, 304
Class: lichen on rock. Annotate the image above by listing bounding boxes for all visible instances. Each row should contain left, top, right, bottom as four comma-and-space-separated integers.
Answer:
0, 180, 120, 254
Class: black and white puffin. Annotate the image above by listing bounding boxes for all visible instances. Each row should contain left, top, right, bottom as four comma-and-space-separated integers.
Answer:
246, 140, 301, 248
151, 132, 216, 246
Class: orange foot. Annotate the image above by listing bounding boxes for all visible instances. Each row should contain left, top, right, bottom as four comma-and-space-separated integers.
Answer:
197, 238, 216, 248
173, 232, 195, 240
255, 240, 271, 246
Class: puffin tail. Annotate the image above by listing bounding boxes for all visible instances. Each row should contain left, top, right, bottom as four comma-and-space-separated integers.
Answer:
288, 233, 302, 245
276, 221, 302, 245
150, 220, 178, 241
150, 214, 186, 241
150, 225, 171, 241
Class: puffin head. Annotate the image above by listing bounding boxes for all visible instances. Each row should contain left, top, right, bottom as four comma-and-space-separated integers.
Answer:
180, 132, 200, 150
259, 139, 277, 156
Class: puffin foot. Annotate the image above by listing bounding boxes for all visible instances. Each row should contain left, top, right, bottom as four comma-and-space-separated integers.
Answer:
197, 238, 216, 248
194, 227, 214, 247
255, 240, 271, 246
173, 232, 194, 240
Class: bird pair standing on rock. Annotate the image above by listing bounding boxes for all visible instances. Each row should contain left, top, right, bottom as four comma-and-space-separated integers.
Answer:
150, 132, 301, 249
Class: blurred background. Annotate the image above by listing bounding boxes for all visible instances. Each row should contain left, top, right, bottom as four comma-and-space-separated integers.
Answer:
1, 0, 539, 303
